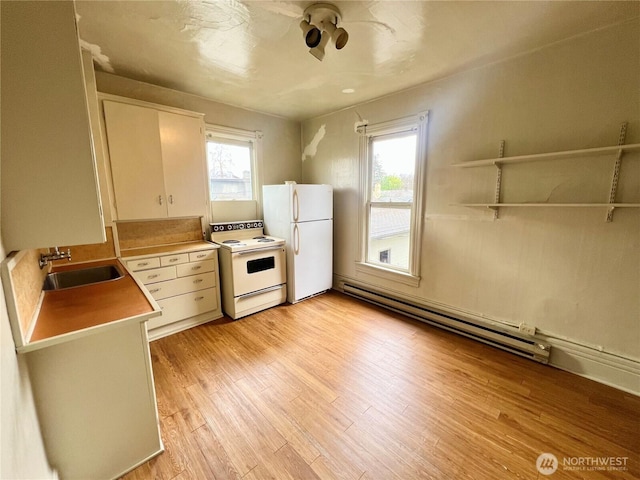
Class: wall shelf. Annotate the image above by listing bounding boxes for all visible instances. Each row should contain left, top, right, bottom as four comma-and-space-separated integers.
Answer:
454, 203, 640, 209
452, 143, 640, 168
452, 123, 638, 222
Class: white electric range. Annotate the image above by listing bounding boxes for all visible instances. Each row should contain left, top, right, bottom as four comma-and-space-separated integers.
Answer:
211, 220, 286, 319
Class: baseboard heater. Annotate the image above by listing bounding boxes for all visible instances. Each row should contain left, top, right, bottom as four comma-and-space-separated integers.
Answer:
343, 283, 551, 364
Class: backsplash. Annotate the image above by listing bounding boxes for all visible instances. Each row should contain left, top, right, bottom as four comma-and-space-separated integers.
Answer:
52, 226, 117, 266
4, 249, 48, 341
117, 217, 203, 251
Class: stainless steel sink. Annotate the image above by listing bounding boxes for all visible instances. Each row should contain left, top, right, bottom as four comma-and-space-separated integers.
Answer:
43, 264, 124, 291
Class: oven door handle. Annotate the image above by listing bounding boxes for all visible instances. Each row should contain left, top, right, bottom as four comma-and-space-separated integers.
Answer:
238, 284, 283, 299
236, 245, 283, 256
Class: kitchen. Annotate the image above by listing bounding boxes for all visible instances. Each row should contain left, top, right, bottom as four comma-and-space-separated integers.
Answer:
1, 1, 639, 479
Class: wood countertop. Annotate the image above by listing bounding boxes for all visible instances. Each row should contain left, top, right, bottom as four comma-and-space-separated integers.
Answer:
120, 241, 218, 258
25, 259, 159, 351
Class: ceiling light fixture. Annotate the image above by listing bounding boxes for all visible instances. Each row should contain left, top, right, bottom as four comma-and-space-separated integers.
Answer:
299, 3, 349, 62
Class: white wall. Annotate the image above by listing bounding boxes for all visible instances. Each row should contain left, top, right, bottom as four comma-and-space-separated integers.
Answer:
301, 21, 640, 391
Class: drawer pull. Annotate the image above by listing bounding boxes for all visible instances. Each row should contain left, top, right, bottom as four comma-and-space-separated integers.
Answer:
169, 258, 179, 263
197, 254, 206, 258
148, 274, 159, 279
149, 288, 160, 293
194, 296, 205, 301
138, 262, 149, 267
193, 279, 203, 284
192, 266, 202, 270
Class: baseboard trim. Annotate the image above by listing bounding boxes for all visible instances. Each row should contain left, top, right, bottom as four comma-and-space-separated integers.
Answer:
148, 311, 223, 341
333, 273, 640, 396
542, 336, 640, 396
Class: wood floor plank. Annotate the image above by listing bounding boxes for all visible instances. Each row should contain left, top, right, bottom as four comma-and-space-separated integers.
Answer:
192, 423, 242, 480
186, 382, 260, 476
122, 291, 640, 480
235, 379, 322, 465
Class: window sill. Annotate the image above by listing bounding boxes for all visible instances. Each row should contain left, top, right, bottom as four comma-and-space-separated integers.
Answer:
355, 262, 421, 288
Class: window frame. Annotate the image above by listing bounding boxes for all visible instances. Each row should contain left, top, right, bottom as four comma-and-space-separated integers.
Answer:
356, 112, 429, 287
204, 124, 263, 219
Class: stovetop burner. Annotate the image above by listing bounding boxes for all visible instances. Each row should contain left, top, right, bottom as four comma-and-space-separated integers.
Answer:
210, 220, 285, 252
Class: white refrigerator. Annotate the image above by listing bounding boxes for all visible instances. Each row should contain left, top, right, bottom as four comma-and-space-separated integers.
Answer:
263, 183, 333, 304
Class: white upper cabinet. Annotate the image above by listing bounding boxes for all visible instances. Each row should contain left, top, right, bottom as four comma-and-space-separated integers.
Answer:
102, 99, 208, 221
1, 1, 105, 251
103, 101, 166, 220
158, 111, 209, 218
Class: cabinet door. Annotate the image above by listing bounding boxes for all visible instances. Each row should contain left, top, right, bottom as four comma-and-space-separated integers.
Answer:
103, 101, 167, 220
1, 1, 105, 250
159, 112, 207, 218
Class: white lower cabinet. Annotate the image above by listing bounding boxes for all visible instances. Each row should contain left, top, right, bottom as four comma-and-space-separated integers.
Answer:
127, 248, 221, 337
26, 321, 162, 480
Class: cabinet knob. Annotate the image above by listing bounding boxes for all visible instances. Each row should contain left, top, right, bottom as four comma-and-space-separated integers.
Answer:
158, 195, 163, 205
169, 194, 174, 204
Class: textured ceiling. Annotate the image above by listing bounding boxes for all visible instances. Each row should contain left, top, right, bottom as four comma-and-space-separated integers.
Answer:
75, 1, 639, 120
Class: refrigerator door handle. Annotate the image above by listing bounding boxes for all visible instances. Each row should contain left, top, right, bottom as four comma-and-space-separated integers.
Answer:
293, 189, 300, 222
293, 224, 300, 255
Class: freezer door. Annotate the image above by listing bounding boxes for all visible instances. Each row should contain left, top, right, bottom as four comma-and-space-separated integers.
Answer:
290, 219, 333, 302
292, 184, 333, 222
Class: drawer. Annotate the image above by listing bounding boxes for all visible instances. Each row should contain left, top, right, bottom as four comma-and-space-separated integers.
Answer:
133, 266, 176, 285
150, 288, 218, 329
160, 253, 189, 267
146, 272, 216, 301
189, 250, 216, 262
177, 259, 216, 278
126, 257, 160, 271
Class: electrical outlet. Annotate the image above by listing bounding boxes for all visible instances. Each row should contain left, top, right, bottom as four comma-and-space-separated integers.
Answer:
518, 323, 536, 336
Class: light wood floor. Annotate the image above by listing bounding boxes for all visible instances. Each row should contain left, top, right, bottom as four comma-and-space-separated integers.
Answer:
123, 291, 639, 480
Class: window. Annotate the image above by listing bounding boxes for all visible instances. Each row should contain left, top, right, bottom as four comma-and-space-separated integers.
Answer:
207, 137, 253, 200
205, 125, 263, 221
357, 112, 428, 286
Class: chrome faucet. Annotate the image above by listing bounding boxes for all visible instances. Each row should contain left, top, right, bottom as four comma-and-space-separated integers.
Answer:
39, 247, 72, 269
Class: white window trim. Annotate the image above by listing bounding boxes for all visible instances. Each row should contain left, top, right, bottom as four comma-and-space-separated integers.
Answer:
205, 123, 264, 213
355, 111, 429, 288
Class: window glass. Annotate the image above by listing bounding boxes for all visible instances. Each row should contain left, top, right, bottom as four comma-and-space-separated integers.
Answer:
206, 139, 253, 201
367, 206, 411, 270
371, 134, 416, 203
366, 132, 417, 272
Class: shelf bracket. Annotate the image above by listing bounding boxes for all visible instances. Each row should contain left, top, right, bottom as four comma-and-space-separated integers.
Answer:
492, 140, 505, 219
606, 122, 627, 222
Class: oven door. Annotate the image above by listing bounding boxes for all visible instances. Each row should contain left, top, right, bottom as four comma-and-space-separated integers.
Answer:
231, 246, 286, 297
